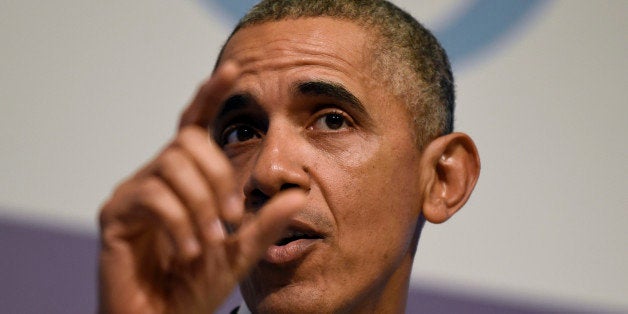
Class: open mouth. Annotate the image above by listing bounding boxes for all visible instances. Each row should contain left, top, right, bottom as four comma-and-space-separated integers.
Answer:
275, 230, 322, 246
263, 219, 327, 266
265, 226, 324, 264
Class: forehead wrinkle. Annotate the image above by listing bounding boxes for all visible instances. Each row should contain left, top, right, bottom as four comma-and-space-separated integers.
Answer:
227, 34, 365, 78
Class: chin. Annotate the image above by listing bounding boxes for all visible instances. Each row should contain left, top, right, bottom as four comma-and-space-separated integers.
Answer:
243, 281, 332, 314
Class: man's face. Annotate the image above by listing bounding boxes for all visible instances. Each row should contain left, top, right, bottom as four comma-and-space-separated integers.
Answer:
215, 17, 424, 313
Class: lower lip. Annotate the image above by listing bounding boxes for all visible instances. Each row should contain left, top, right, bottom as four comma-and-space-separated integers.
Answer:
264, 238, 320, 264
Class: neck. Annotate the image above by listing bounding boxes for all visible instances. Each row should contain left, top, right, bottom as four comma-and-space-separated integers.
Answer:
349, 221, 423, 313
348, 252, 414, 314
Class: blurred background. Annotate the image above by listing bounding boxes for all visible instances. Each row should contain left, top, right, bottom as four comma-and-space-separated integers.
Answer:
1, 0, 626, 313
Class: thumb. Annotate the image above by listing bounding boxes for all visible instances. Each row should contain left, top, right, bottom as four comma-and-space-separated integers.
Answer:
229, 189, 306, 275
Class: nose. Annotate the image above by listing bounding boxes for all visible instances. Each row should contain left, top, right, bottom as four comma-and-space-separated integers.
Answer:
244, 123, 310, 210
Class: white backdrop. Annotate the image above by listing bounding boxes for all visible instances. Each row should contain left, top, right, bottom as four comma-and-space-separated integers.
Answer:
1, 0, 626, 310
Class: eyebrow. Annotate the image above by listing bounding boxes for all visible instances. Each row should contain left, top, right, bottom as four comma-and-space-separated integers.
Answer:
215, 93, 254, 121
214, 81, 372, 126
296, 81, 368, 117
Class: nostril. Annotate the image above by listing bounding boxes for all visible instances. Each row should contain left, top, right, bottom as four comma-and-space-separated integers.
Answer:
246, 184, 301, 211
280, 183, 300, 191
248, 189, 270, 211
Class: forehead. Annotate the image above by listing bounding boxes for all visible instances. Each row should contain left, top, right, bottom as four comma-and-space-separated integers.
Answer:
224, 17, 373, 62
220, 17, 378, 92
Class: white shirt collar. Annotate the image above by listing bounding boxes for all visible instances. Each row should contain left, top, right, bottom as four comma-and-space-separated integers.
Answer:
237, 302, 251, 314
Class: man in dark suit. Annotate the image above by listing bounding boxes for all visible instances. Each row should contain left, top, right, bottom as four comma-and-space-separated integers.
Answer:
98, 1, 480, 313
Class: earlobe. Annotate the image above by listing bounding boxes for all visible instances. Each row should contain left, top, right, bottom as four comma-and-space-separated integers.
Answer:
419, 133, 480, 224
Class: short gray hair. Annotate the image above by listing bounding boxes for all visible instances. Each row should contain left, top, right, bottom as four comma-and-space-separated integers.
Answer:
218, 0, 454, 148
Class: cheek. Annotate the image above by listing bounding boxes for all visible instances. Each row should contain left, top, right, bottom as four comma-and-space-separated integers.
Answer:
310, 137, 422, 298
320, 135, 422, 253
227, 148, 259, 194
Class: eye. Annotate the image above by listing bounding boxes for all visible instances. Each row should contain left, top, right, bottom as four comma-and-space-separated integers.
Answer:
312, 112, 350, 131
221, 124, 261, 146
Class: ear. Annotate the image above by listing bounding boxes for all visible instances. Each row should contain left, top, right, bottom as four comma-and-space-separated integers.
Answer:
419, 132, 480, 224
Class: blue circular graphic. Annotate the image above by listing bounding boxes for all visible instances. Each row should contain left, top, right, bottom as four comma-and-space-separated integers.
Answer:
200, 0, 547, 69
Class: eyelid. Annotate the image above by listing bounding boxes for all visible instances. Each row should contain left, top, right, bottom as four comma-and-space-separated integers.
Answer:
214, 107, 266, 138
308, 107, 356, 130
313, 101, 358, 121
219, 122, 262, 147
212, 105, 267, 138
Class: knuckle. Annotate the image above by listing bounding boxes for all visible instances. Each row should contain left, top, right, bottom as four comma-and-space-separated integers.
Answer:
155, 148, 186, 178
189, 193, 214, 216
176, 126, 204, 146
163, 207, 188, 228
133, 179, 189, 229
134, 177, 167, 207
175, 127, 192, 143
160, 148, 183, 167
98, 179, 135, 226
208, 158, 233, 181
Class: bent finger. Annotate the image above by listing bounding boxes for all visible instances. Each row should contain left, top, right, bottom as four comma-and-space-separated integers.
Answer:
175, 126, 243, 224
153, 147, 227, 244
130, 177, 202, 263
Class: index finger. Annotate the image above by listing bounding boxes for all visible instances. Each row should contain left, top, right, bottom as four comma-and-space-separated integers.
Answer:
179, 61, 241, 129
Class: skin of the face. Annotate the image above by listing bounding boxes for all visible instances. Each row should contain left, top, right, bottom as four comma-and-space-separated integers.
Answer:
215, 17, 426, 313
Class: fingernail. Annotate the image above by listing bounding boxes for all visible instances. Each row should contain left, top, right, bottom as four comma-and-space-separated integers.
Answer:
209, 219, 226, 240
